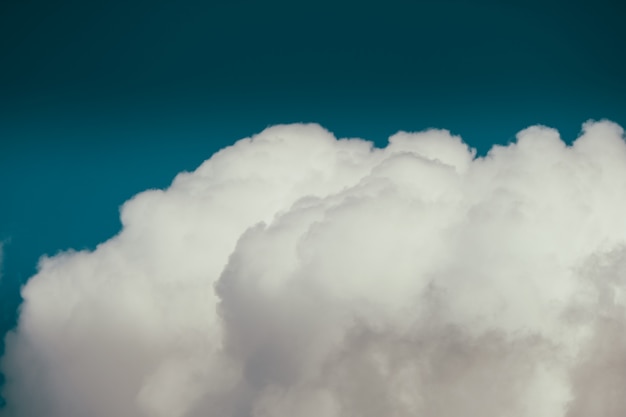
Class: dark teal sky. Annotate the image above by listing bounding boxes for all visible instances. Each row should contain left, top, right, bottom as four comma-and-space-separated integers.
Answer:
0, 0, 625, 399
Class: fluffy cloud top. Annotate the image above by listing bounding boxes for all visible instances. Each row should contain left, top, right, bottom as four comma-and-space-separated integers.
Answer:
2, 121, 626, 417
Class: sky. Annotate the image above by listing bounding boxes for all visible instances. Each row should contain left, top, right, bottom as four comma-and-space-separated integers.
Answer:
1, 0, 626, 415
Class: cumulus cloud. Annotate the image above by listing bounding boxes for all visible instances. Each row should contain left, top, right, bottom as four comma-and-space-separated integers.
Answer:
2, 120, 626, 417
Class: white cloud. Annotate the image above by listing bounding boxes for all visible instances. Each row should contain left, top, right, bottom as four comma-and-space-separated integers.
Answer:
2, 121, 626, 417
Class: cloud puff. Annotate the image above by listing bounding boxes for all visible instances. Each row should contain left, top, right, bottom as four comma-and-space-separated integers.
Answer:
2, 121, 626, 417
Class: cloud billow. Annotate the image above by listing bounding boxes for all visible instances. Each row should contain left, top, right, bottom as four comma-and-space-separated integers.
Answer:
2, 121, 626, 417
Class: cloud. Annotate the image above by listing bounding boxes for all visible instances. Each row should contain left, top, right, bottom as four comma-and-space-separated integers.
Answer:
2, 121, 626, 417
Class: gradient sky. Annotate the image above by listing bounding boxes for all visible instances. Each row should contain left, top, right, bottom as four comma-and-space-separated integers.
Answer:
1, 0, 625, 401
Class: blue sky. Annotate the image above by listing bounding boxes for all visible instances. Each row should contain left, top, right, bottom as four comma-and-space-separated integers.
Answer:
1, 0, 626, 405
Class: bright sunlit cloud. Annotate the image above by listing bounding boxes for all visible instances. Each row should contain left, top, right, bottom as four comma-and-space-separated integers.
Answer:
2, 121, 626, 417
